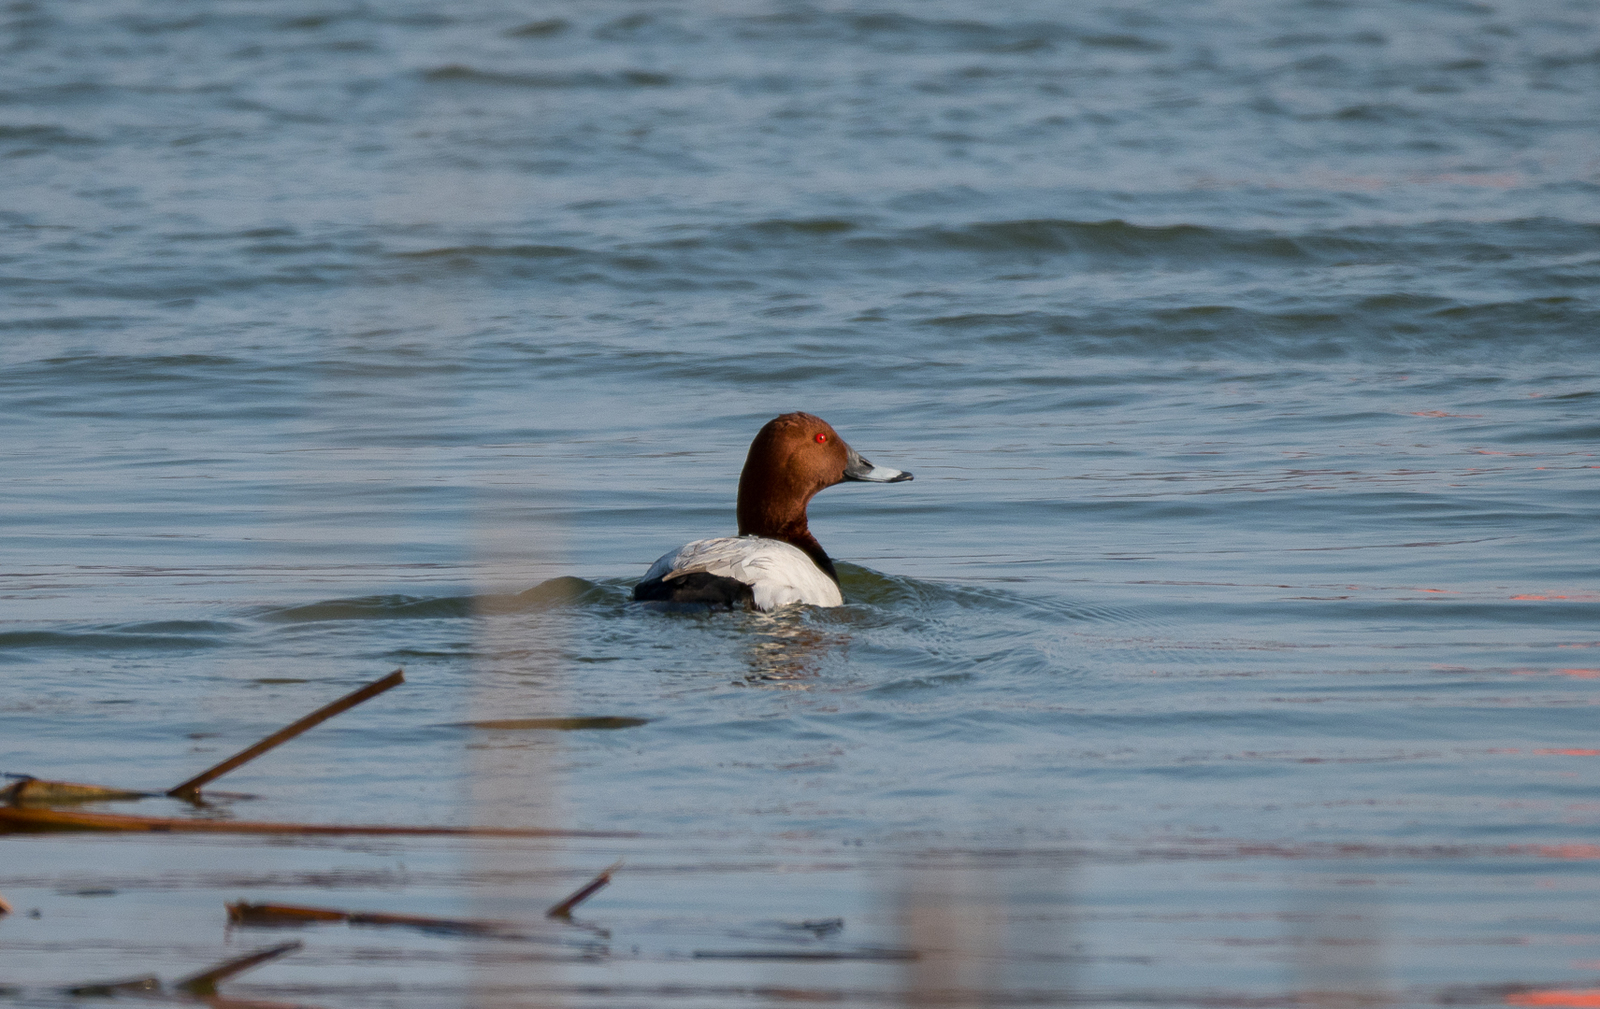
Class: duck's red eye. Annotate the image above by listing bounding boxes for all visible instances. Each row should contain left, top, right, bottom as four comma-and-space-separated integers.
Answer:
815, 432, 827, 444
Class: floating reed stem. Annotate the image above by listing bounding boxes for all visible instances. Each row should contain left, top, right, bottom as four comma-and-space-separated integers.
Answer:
167, 669, 405, 799
64, 974, 161, 997
65, 942, 303, 1001
1, 777, 151, 804
546, 860, 622, 918
228, 901, 500, 936
174, 941, 303, 996
0, 805, 633, 837
691, 948, 920, 961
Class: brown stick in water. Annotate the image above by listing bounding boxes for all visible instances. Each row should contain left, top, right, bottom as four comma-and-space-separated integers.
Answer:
228, 901, 501, 935
64, 974, 162, 997
546, 860, 622, 918
166, 669, 405, 799
192, 999, 320, 1009
229, 902, 350, 924
2, 778, 152, 804
691, 948, 920, 961
0, 805, 633, 837
346, 910, 497, 933
174, 941, 303, 996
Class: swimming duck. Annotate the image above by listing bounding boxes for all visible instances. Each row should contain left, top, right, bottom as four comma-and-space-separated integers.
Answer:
633, 412, 912, 610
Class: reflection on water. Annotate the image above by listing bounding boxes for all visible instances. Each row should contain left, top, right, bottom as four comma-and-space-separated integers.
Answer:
468, 512, 570, 1006
893, 851, 1081, 1008
1290, 884, 1393, 1009
6, 832, 1599, 1006
741, 611, 845, 688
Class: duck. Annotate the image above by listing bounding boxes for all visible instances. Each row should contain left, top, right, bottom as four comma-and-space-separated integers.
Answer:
633, 412, 913, 610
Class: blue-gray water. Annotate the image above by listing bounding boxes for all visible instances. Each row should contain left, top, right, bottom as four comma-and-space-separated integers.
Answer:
4, 0, 1600, 1005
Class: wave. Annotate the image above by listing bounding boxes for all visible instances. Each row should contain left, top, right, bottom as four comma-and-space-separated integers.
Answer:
0, 621, 239, 657
422, 65, 672, 89
912, 301, 1600, 360
0, 124, 100, 148
734, 8, 1161, 55
259, 578, 628, 623
378, 215, 1600, 279
840, 216, 1600, 267
250, 571, 1113, 629
10, 211, 1594, 360
259, 594, 477, 622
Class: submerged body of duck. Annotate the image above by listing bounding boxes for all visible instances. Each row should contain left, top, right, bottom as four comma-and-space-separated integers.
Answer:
633, 413, 912, 610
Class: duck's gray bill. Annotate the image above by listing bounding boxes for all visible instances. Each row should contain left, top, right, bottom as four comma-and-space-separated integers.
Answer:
844, 447, 913, 483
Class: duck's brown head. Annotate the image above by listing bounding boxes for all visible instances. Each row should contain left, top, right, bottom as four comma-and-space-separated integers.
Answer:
735, 412, 912, 557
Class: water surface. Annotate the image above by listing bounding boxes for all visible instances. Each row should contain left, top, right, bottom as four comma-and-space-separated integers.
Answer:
3, 0, 1600, 1005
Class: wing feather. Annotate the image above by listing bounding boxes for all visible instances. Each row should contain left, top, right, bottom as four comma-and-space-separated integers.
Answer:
640, 537, 842, 609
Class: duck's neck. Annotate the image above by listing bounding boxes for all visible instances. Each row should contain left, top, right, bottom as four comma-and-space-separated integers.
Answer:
737, 490, 840, 585
778, 526, 840, 585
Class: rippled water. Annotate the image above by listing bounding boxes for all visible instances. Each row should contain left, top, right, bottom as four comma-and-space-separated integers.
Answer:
4, 0, 1600, 1006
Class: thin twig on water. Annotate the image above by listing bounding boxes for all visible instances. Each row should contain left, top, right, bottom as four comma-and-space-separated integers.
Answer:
65, 942, 304, 1002
1, 776, 152, 804
546, 860, 623, 918
229, 901, 498, 936
0, 805, 634, 837
174, 942, 304, 997
692, 948, 920, 961
167, 669, 405, 800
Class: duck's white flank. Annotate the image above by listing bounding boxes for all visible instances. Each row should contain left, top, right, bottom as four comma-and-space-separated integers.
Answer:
642, 536, 844, 610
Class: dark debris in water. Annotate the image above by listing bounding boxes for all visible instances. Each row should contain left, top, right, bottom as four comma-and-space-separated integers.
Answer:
504, 18, 570, 38
229, 901, 561, 943
547, 861, 622, 918
451, 716, 649, 731
2, 775, 152, 804
64, 941, 302, 1000
691, 948, 918, 961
